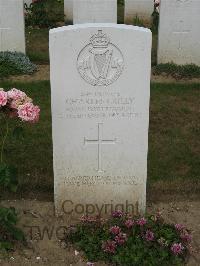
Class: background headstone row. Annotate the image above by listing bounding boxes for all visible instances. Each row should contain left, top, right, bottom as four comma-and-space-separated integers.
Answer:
1, 0, 200, 66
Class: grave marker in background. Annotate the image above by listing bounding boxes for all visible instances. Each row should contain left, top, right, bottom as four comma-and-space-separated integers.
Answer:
73, 0, 117, 24
158, 0, 200, 65
64, 0, 73, 23
0, 0, 25, 53
124, 0, 154, 26
50, 24, 151, 218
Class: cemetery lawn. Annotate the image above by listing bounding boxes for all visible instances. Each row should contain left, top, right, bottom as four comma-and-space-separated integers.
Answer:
26, 28, 49, 63
0, 80, 199, 197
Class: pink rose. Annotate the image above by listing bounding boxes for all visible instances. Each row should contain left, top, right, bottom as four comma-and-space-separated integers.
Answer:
18, 103, 40, 123
145, 230, 154, 241
112, 210, 123, 218
7, 88, 26, 101
124, 219, 134, 228
136, 217, 147, 226
175, 224, 185, 231
110, 226, 121, 235
0, 90, 8, 106
102, 240, 116, 254
171, 243, 184, 255
114, 233, 127, 245
10, 96, 32, 109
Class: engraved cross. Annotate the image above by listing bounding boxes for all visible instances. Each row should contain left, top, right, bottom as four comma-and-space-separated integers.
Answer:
84, 123, 116, 173
173, 20, 190, 50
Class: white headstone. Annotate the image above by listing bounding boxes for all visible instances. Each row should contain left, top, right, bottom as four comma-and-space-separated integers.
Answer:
50, 24, 151, 218
124, 0, 154, 25
73, 0, 117, 24
158, 0, 200, 66
0, 0, 25, 53
64, 0, 73, 23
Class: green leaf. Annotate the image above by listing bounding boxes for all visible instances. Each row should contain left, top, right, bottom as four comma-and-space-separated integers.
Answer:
0, 206, 25, 247
0, 241, 13, 250
0, 163, 18, 192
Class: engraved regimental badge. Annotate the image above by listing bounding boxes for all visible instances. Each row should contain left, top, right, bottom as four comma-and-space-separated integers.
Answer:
77, 30, 124, 86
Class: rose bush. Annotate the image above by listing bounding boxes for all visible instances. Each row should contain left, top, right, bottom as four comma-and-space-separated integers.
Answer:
0, 87, 40, 172
0, 88, 40, 250
0, 88, 40, 124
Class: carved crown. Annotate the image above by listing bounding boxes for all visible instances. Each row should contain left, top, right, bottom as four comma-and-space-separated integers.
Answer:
90, 30, 110, 48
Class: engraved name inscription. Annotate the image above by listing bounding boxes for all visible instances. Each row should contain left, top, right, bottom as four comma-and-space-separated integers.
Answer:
56, 91, 140, 120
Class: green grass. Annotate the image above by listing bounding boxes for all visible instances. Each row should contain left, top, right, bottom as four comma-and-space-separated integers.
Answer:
149, 83, 200, 183
0, 81, 199, 195
152, 34, 158, 66
153, 63, 200, 79
0, 81, 52, 193
132, 16, 145, 27
26, 28, 49, 63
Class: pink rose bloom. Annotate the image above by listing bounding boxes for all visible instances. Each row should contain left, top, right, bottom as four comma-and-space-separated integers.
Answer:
18, 103, 40, 123
80, 215, 89, 222
10, 96, 32, 109
125, 219, 134, 229
102, 240, 116, 254
80, 215, 97, 223
171, 243, 184, 255
114, 233, 127, 246
145, 230, 154, 241
86, 263, 94, 266
136, 217, 147, 226
8, 88, 26, 101
112, 210, 123, 218
175, 224, 185, 231
110, 225, 121, 235
0, 90, 8, 106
